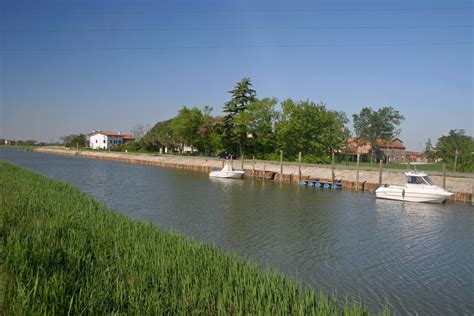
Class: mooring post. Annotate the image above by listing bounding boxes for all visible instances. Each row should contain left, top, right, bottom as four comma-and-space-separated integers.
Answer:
331, 151, 335, 184
443, 163, 447, 189
454, 149, 459, 172
378, 159, 383, 185
221, 159, 224, 168
241, 153, 244, 170
263, 161, 266, 180
279, 150, 283, 182
471, 184, 474, 206
356, 153, 360, 192
298, 152, 302, 182
252, 155, 256, 178
231, 156, 233, 168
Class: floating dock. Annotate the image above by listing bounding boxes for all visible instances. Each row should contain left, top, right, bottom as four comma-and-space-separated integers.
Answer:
300, 179, 343, 189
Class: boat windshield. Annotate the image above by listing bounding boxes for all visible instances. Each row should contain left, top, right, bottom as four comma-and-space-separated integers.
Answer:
406, 176, 425, 184
422, 176, 435, 185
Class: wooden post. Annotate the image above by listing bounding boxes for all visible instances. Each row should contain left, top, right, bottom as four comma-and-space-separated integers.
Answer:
241, 153, 244, 170
356, 153, 360, 192
252, 155, 256, 178
298, 152, 302, 182
221, 159, 225, 168
331, 151, 335, 183
443, 163, 447, 189
378, 159, 383, 185
263, 161, 266, 180
231, 156, 233, 168
471, 184, 474, 206
279, 150, 283, 182
454, 149, 459, 172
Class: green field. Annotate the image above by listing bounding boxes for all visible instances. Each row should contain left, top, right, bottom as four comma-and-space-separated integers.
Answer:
336, 161, 445, 172
0, 161, 387, 314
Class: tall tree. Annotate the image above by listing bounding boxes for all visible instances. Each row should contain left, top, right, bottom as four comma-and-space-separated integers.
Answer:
140, 119, 176, 151
352, 106, 404, 162
234, 97, 278, 157
171, 107, 204, 152
423, 138, 436, 162
275, 99, 348, 162
435, 129, 474, 172
222, 77, 257, 153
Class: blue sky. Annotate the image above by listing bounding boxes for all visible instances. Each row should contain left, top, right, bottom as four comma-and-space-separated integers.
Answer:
1, 0, 472, 150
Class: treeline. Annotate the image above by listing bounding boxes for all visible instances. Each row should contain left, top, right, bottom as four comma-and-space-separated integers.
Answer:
132, 78, 404, 164
424, 130, 474, 172
0, 139, 43, 146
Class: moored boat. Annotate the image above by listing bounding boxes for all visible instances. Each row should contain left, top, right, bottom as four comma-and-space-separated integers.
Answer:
375, 171, 453, 203
209, 164, 245, 179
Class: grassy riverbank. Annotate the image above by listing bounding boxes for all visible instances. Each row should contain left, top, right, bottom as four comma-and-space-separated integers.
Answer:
0, 161, 383, 314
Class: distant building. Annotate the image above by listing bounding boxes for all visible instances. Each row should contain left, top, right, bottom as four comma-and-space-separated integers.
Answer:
87, 130, 135, 150
347, 137, 406, 163
406, 151, 424, 163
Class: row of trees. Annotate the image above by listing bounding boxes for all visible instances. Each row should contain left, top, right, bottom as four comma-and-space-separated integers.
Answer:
424, 130, 474, 172
136, 78, 405, 164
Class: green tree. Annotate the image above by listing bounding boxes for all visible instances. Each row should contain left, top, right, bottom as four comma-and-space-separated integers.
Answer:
140, 119, 176, 151
352, 106, 404, 162
423, 138, 436, 162
435, 129, 474, 172
234, 97, 278, 157
222, 77, 257, 153
171, 106, 213, 153
61, 134, 86, 148
275, 99, 348, 162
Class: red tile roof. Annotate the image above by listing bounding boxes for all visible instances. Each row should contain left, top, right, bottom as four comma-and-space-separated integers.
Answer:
347, 137, 406, 152
121, 135, 135, 140
90, 130, 135, 140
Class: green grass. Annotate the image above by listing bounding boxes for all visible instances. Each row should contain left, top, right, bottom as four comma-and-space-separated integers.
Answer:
0, 161, 387, 314
0, 145, 38, 151
335, 161, 445, 172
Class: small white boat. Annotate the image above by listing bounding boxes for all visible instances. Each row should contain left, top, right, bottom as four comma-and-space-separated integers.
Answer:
209, 164, 245, 179
375, 171, 453, 203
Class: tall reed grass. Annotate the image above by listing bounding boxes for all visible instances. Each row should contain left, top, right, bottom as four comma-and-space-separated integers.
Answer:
0, 161, 382, 314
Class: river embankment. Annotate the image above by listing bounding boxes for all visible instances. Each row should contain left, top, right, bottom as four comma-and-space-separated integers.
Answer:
35, 146, 474, 203
0, 161, 374, 314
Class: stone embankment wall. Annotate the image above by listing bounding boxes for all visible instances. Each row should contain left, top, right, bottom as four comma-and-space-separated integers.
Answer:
35, 147, 474, 204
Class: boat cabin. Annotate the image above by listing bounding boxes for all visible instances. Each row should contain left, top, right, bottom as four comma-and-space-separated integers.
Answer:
405, 172, 434, 186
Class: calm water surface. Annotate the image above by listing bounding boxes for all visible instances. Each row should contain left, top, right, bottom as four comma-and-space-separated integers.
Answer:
1, 149, 473, 315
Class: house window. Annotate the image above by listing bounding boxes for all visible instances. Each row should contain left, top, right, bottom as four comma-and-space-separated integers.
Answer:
103, 139, 106, 143
95, 140, 98, 143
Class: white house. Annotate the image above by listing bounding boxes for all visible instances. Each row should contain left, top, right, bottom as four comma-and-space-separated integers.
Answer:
87, 130, 135, 150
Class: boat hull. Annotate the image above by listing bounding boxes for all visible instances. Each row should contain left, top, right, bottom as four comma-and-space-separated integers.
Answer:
209, 171, 244, 179
375, 186, 453, 203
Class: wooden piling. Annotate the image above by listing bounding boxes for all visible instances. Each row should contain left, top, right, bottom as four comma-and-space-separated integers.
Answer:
472, 184, 474, 206
231, 156, 233, 168
263, 161, 266, 180
378, 159, 383, 185
252, 155, 256, 178
356, 153, 360, 192
241, 153, 244, 170
298, 152, 302, 182
279, 150, 283, 182
443, 163, 447, 189
331, 151, 335, 183
221, 159, 224, 168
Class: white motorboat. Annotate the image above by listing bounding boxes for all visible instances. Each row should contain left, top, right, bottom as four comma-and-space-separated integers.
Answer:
375, 171, 453, 203
209, 164, 245, 179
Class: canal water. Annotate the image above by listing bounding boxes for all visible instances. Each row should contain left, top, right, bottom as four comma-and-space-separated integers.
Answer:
1, 149, 473, 315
